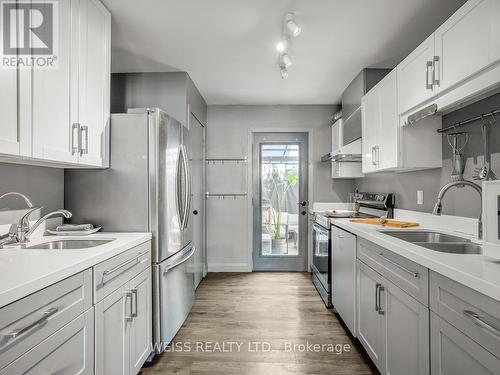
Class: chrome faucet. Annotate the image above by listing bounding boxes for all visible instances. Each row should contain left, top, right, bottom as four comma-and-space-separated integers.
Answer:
0, 192, 34, 247
16, 209, 72, 244
0, 192, 33, 208
432, 180, 482, 239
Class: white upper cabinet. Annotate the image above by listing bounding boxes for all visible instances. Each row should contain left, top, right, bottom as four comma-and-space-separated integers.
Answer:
32, 0, 78, 164
434, 0, 500, 93
397, 0, 500, 116
2, 0, 110, 168
0, 64, 20, 157
362, 70, 442, 174
397, 35, 435, 115
77, 0, 111, 167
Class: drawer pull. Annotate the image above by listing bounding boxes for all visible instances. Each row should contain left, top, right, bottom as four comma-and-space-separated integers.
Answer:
463, 310, 500, 337
103, 251, 149, 276
376, 283, 385, 315
379, 253, 419, 278
3, 307, 58, 340
131, 288, 138, 317
125, 291, 133, 322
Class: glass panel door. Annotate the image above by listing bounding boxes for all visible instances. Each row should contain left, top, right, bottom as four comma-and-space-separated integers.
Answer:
252, 133, 308, 271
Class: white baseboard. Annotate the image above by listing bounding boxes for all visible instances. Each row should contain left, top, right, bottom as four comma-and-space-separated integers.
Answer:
207, 263, 252, 272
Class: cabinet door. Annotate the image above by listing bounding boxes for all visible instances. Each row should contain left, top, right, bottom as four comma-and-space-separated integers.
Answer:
384, 281, 429, 375
434, 0, 500, 93
430, 312, 500, 375
0, 308, 94, 375
0, 68, 19, 155
397, 35, 435, 114
377, 70, 399, 171
129, 269, 152, 374
31, 0, 78, 164
332, 227, 357, 336
361, 87, 379, 173
77, 0, 111, 166
357, 260, 385, 372
95, 286, 131, 375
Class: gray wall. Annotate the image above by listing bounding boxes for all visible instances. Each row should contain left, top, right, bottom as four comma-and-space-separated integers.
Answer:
355, 92, 500, 218
207, 105, 353, 203
0, 163, 64, 213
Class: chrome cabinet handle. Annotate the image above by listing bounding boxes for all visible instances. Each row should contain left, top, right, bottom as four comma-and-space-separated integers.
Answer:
103, 251, 149, 276
375, 283, 381, 312
379, 252, 419, 278
463, 310, 500, 337
426, 61, 433, 90
375, 145, 380, 165
125, 291, 133, 322
371, 146, 376, 166
71, 123, 80, 155
433, 56, 440, 86
131, 288, 138, 317
80, 125, 88, 156
2, 307, 58, 341
377, 284, 385, 315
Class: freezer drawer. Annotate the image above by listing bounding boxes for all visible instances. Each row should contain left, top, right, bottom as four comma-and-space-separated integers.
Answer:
153, 244, 195, 350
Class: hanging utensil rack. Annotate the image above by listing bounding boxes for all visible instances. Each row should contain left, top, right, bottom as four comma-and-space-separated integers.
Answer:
205, 157, 248, 164
205, 192, 247, 199
437, 110, 498, 133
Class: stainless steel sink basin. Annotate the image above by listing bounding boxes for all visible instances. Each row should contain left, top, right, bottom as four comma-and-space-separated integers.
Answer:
414, 242, 483, 255
27, 239, 114, 250
380, 230, 471, 243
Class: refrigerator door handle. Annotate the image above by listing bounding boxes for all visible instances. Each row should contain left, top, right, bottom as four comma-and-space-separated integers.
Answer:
176, 146, 184, 229
164, 246, 195, 272
182, 144, 192, 230
180, 145, 190, 230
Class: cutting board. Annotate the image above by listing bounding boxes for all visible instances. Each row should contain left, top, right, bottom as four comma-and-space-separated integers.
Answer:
350, 218, 419, 228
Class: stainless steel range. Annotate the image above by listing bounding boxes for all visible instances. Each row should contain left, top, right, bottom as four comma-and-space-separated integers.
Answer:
311, 192, 395, 307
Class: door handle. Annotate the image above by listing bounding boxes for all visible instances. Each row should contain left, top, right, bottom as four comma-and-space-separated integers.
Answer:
433, 56, 440, 86
175, 147, 184, 228
71, 123, 80, 155
377, 284, 385, 315
1, 307, 58, 341
297, 201, 307, 207
79, 126, 89, 156
193, 210, 198, 215
301, 211, 306, 216
125, 291, 133, 322
426, 61, 433, 90
371, 146, 376, 166
131, 288, 138, 317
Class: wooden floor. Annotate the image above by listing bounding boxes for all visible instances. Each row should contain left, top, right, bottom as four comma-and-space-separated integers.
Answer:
141, 272, 377, 375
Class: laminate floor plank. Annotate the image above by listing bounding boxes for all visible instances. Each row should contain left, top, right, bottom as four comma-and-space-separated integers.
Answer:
141, 272, 376, 375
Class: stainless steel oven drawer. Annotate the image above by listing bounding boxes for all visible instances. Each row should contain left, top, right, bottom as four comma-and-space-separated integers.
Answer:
0, 269, 92, 369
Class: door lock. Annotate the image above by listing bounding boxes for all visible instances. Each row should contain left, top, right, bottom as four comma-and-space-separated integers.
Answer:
301, 211, 307, 216
297, 201, 307, 207
193, 210, 198, 215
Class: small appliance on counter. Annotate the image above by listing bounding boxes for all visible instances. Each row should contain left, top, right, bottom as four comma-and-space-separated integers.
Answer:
311, 192, 395, 307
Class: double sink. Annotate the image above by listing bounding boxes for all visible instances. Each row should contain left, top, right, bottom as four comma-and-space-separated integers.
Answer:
380, 230, 482, 255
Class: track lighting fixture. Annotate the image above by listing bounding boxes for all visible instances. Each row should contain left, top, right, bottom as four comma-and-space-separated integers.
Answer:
280, 53, 292, 68
285, 13, 301, 37
276, 12, 301, 78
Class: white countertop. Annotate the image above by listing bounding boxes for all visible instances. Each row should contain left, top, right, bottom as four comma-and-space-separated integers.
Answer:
0, 232, 152, 308
329, 212, 500, 302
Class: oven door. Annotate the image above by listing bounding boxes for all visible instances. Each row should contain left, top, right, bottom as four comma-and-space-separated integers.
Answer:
312, 222, 331, 295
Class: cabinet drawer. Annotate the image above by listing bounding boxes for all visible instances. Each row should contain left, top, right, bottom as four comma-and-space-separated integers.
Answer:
0, 308, 94, 375
94, 241, 151, 303
431, 312, 500, 374
0, 269, 92, 369
357, 238, 428, 305
430, 271, 500, 359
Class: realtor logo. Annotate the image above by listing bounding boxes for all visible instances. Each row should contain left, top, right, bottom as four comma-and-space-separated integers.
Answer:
1, 0, 58, 68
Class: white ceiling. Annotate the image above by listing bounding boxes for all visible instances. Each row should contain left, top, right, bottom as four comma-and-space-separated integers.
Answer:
103, 0, 466, 105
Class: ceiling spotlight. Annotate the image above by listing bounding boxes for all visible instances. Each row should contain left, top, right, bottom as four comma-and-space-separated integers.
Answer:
280, 66, 288, 79
280, 53, 292, 68
285, 13, 301, 37
276, 39, 288, 53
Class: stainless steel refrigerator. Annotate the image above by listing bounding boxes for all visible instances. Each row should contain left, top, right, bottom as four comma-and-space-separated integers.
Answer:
65, 108, 194, 351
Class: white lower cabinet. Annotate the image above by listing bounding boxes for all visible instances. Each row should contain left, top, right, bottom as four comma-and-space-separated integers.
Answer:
0, 308, 94, 375
95, 267, 152, 375
357, 260, 429, 375
430, 312, 500, 375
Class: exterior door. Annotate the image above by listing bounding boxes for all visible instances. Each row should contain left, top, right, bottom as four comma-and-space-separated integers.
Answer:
252, 132, 308, 271
190, 113, 205, 288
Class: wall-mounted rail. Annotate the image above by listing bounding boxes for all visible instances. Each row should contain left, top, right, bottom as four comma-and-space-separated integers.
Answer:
205, 193, 247, 199
205, 157, 248, 164
437, 110, 498, 134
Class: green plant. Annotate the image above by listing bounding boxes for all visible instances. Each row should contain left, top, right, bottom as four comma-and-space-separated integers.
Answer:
262, 168, 298, 240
